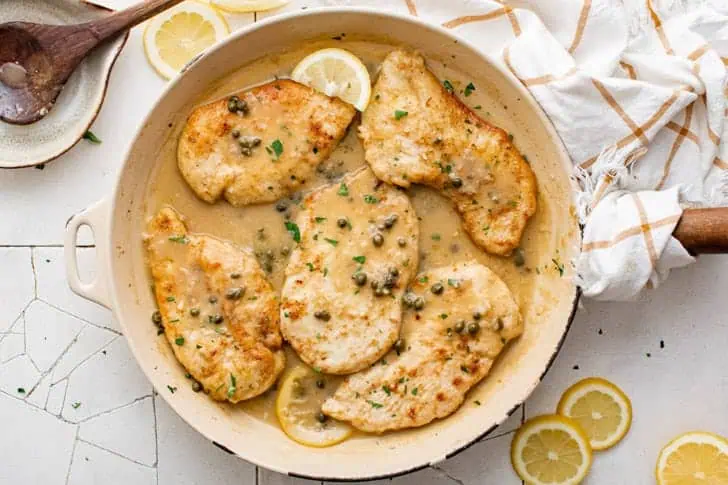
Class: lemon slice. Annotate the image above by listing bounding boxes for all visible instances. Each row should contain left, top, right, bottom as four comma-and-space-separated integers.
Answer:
291, 48, 372, 111
143, 1, 230, 80
557, 377, 632, 451
211, 0, 289, 13
656, 431, 728, 484
275, 366, 352, 447
511, 415, 593, 485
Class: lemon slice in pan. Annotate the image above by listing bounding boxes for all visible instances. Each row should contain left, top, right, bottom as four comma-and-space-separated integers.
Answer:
291, 48, 372, 111
557, 377, 632, 451
275, 366, 352, 447
144, 1, 229, 80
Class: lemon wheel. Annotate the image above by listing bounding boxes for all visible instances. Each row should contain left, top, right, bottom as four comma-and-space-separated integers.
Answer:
143, 1, 230, 80
557, 377, 632, 451
511, 414, 593, 485
291, 48, 371, 111
656, 431, 728, 484
275, 366, 352, 447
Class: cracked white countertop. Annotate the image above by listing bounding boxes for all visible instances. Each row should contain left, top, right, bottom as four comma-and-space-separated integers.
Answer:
1, 1, 727, 484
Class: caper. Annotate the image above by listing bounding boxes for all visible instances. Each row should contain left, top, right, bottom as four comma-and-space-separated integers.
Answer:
191, 381, 203, 393
353, 272, 367, 286
472, 311, 482, 320
314, 310, 331, 321
190, 308, 200, 317
467, 321, 480, 335
151, 310, 162, 325
240, 135, 261, 148
374, 287, 385, 297
377, 222, 386, 231
384, 214, 398, 228
414, 296, 425, 310
454, 320, 466, 333
397, 237, 407, 247
209, 296, 218, 304
316, 411, 327, 423
231, 129, 240, 139
316, 378, 325, 389
431, 282, 444, 294
240, 147, 253, 157
230, 272, 241, 279
281, 246, 290, 256
275, 201, 288, 212
389, 267, 399, 278
225, 287, 244, 300
513, 248, 525, 267
372, 233, 384, 247
449, 174, 463, 188
381, 287, 392, 296
209, 314, 224, 324
227, 96, 242, 113
337, 218, 348, 228
394, 338, 405, 353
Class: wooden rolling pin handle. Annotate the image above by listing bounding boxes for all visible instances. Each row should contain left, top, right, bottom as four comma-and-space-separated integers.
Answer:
674, 208, 728, 254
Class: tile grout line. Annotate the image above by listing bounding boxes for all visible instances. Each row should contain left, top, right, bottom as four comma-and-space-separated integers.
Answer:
77, 437, 157, 469
30, 248, 38, 299
74, 394, 153, 425
429, 464, 465, 485
38, 298, 121, 336
64, 426, 80, 485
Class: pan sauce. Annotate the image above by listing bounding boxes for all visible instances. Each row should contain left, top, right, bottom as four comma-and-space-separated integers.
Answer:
144, 38, 564, 432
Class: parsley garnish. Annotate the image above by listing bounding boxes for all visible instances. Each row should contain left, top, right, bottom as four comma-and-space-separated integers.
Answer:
382, 385, 391, 396
166, 296, 176, 302
419, 276, 429, 283
315, 216, 327, 223
72, 402, 81, 409
168, 235, 188, 244
363, 194, 379, 204
483, 225, 490, 235
284, 221, 300, 243
367, 400, 384, 408
167, 385, 177, 394
474, 400, 481, 406
352, 256, 366, 264
552, 258, 565, 276
266, 139, 284, 160
17, 388, 25, 394
443, 80, 454, 93
411, 387, 418, 396
460, 365, 470, 373
175, 337, 185, 346
464, 82, 476, 97
306, 262, 314, 271
431, 233, 441, 241
394, 109, 408, 120
474, 105, 482, 110
440, 313, 448, 319
227, 374, 237, 398
324, 238, 338, 247
83, 130, 102, 144
337, 183, 349, 196
447, 278, 460, 288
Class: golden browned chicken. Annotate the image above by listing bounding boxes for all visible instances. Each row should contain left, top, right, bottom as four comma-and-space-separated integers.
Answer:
322, 262, 522, 432
178, 79, 356, 206
144, 207, 285, 402
359, 50, 537, 256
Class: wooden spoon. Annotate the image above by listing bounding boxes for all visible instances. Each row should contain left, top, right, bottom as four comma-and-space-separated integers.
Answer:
0, 0, 184, 125
674, 208, 728, 254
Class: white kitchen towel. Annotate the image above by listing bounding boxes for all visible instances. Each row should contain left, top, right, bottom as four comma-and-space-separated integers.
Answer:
283, 0, 727, 300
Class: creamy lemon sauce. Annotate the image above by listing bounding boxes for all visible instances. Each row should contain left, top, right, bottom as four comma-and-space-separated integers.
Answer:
145, 39, 561, 432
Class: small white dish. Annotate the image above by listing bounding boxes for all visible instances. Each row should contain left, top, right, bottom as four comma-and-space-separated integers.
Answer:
0, 0, 127, 168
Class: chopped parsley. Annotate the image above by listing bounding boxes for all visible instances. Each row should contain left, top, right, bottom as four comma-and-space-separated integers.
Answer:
284, 221, 300, 243
315, 216, 327, 223
460, 365, 470, 373
418, 276, 429, 283
439, 313, 449, 319
324, 238, 339, 247
227, 374, 237, 398
552, 258, 565, 276
443, 79, 454, 93
474, 105, 482, 110
168, 235, 188, 244
166, 296, 176, 302
72, 402, 81, 409
167, 385, 177, 394
411, 387, 418, 396
323, 267, 328, 277
394, 109, 409, 120
367, 400, 384, 409
306, 262, 314, 271
474, 400, 481, 406
313, 367, 322, 373
175, 337, 185, 346
363, 194, 379, 204
447, 278, 461, 288
17, 388, 25, 394
352, 255, 366, 264
431, 233, 441, 241
266, 139, 284, 160
82, 130, 102, 144
337, 183, 349, 196
483, 225, 490, 235
382, 385, 391, 396
464, 82, 476, 96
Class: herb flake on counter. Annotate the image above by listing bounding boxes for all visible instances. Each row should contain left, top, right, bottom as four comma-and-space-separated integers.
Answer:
353, 255, 366, 264
394, 109, 408, 120
284, 221, 300, 243
83, 130, 102, 144
72, 402, 81, 409
464, 82, 476, 96
17, 388, 25, 394
337, 183, 349, 196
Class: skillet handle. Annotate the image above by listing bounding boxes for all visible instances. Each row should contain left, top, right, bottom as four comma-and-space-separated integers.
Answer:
64, 198, 111, 309
674, 208, 728, 254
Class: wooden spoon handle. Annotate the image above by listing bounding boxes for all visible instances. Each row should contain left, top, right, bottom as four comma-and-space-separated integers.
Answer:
83, 0, 186, 42
674, 208, 728, 254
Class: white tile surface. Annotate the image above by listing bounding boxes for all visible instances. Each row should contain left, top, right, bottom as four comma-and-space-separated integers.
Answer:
1, 3, 727, 485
